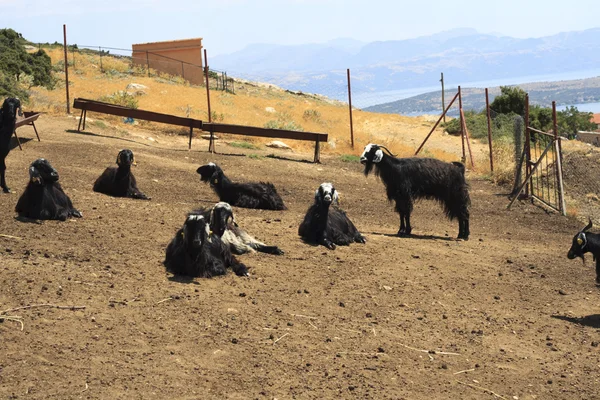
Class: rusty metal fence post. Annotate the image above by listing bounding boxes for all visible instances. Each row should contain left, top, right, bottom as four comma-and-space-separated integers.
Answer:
347, 68, 354, 149
485, 88, 494, 172
63, 24, 70, 114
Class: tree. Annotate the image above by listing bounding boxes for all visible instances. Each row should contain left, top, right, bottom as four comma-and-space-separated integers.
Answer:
558, 106, 595, 136
0, 28, 54, 99
490, 86, 527, 116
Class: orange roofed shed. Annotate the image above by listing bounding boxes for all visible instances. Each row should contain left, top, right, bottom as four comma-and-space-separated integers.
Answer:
132, 38, 204, 84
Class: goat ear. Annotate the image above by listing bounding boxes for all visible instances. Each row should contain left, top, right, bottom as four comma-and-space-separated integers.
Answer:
209, 208, 214, 225
577, 237, 584, 245
333, 190, 340, 204
314, 189, 320, 202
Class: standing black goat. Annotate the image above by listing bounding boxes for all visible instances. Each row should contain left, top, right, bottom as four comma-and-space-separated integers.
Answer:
298, 182, 366, 250
93, 149, 150, 200
1, 98, 23, 193
15, 158, 82, 221
164, 214, 249, 278
195, 202, 284, 255
196, 162, 286, 210
360, 143, 470, 240
567, 218, 600, 285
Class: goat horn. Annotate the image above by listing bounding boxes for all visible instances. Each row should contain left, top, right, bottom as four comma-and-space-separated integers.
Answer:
583, 217, 593, 232
379, 145, 396, 157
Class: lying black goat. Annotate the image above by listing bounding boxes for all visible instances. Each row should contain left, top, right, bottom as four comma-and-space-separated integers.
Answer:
164, 214, 249, 278
298, 182, 366, 250
196, 162, 286, 210
15, 158, 82, 221
93, 149, 150, 199
195, 202, 284, 255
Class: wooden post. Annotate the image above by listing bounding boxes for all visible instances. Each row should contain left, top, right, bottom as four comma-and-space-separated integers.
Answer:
485, 88, 494, 172
347, 69, 354, 149
553, 101, 566, 216
524, 94, 531, 197
146, 51, 150, 76
63, 24, 70, 114
458, 86, 466, 163
314, 137, 321, 163
415, 91, 459, 155
440, 73, 446, 123
204, 49, 214, 152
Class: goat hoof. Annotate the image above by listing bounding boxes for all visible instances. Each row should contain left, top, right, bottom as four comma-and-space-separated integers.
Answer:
2, 187, 11, 194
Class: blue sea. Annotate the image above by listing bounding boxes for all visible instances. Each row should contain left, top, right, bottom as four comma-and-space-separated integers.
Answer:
352, 68, 600, 114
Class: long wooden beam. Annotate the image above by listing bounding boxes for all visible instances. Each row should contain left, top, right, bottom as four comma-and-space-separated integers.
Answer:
73, 98, 203, 129
203, 122, 328, 142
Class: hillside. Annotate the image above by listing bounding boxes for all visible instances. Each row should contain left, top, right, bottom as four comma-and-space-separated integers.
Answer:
365, 77, 600, 115
27, 47, 479, 164
211, 28, 600, 97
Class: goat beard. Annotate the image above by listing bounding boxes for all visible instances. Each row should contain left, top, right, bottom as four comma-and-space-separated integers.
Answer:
363, 161, 375, 177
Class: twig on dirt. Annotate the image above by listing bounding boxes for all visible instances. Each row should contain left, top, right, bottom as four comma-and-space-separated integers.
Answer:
337, 327, 362, 335
290, 313, 318, 320
0, 315, 24, 331
337, 351, 388, 356
398, 343, 460, 359
156, 297, 174, 304
0, 234, 22, 240
308, 321, 318, 330
81, 383, 89, 393
273, 332, 290, 344
372, 327, 377, 336
0, 304, 86, 315
454, 368, 476, 375
72, 280, 95, 286
456, 380, 507, 399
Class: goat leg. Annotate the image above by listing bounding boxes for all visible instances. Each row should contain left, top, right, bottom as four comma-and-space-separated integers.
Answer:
231, 260, 249, 277
320, 236, 336, 250
595, 259, 600, 286
354, 232, 366, 244
256, 245, 284, 255
0, 164, 10, 193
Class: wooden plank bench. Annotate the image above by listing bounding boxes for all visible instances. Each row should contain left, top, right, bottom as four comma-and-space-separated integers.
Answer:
73, 98, 329, 162
202, 122, 328, 163
73, 98, 203, 149
13, 111, 41, 150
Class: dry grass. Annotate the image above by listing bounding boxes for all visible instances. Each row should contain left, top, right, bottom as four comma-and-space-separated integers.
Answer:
29, 47, 490, 163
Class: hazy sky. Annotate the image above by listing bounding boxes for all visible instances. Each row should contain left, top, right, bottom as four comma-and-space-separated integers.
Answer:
2, 0, 599, 56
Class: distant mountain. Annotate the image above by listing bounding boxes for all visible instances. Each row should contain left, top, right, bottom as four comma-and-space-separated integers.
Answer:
211, 27, 600, 97
364, 77, 600, 116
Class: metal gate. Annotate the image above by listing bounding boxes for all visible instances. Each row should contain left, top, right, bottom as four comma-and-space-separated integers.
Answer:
508, 96, 566, 215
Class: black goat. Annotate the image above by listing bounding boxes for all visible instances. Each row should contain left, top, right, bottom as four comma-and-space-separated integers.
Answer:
93, 149, 150, 200
567, 218, 600, 285
164, 214, 249, 278
0, 98, 23, 193
196, 162, 286, 210
195, 202, 284, 255
15, 158, 82, 221
298, 182, 366, 250
360, 143, 470, 240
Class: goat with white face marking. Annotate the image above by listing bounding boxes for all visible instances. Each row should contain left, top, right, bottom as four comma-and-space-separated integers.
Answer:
15, 158, 82, 221
164, 214, 249, 278
0, 98, 23, 193
93, 149, 150, 200
196, 162, 286, 210
298, 183, 366, 250
360, 143, 470, 240
567, 218, 600, 285
195, 202, 284, 255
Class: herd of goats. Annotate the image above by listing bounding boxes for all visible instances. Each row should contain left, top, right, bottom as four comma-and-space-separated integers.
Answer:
1, 97, 599, 283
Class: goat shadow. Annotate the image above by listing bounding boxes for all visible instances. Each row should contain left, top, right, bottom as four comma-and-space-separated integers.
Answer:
366, 231, 456, 242
167, 274, 200, 285
10, 137, 32, 151
14, 216, 44, 224
552, 314, 600, 329
66, 129, 195, 152
266, 154, 315, 164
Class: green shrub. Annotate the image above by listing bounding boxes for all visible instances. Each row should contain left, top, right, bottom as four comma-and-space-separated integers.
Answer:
98, 91, 139, 109
340, 154, 360, 163
229, 141, 259, 149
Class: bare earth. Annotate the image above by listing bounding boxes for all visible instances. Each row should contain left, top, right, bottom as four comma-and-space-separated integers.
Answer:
1, 116, 599, 400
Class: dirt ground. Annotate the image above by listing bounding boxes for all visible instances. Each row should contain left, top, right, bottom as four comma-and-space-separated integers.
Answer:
1, 116, 600, 400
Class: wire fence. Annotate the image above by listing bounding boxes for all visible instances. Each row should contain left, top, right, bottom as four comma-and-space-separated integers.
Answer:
55, 44, 235, 93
